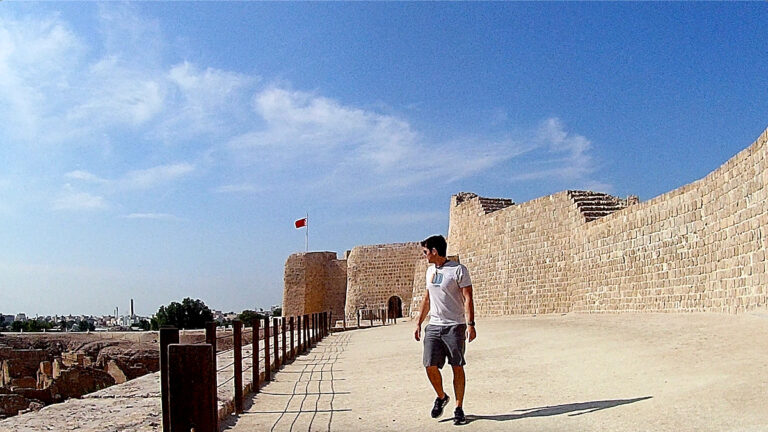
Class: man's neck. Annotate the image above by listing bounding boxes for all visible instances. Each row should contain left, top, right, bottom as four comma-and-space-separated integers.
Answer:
434, 256, 448, 267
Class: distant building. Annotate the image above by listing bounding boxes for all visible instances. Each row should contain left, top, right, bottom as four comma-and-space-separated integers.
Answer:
14, 313, 27, 322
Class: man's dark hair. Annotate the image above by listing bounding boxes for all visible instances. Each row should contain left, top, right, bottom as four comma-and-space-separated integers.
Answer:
421, 235, 447, 257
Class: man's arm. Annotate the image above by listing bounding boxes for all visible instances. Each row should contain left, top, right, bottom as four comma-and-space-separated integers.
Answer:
414, 290, 430, 341
462, 285, 476, 342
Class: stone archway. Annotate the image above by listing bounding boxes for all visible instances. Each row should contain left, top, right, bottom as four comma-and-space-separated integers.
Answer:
387, 296, 403, 319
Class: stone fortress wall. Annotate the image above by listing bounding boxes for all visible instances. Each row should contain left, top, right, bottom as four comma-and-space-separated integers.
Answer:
445, 126, 768, 315
343, 243, 422, 320
282, 252, 347, 321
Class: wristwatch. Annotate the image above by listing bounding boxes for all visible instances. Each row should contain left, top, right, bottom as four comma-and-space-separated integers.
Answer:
467, 321, 475, 327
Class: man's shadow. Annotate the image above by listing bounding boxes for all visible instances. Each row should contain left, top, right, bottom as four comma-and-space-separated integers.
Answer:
439, 396, 652, 425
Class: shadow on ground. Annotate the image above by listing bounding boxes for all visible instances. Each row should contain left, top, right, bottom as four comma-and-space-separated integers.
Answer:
440, 396, 652, 424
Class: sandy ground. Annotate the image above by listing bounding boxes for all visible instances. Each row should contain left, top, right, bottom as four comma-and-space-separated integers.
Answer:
221, 312, 768, 432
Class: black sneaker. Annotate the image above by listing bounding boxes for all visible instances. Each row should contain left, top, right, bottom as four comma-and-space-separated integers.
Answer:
431, 395, 450, 418
453, 407, 466, 425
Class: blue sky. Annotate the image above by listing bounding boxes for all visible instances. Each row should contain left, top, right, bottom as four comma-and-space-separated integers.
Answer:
1, 2, 767, 317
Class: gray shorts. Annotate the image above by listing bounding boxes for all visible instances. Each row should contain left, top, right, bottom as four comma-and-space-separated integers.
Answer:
423, 324, 467, 369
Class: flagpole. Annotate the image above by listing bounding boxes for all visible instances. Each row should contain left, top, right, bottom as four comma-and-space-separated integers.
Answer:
305, 212, 308, 252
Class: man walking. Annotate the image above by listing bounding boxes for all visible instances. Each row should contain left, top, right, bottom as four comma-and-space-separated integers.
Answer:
414, 235, 476, 425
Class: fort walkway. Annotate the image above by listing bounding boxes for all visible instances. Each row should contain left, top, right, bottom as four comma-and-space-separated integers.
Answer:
222, 313, 768, 432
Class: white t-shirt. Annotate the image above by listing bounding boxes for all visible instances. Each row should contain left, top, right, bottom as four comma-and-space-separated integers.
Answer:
425, 260, 472, 326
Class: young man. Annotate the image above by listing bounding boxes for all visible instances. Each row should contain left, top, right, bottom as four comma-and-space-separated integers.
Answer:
414, 235, 476, 425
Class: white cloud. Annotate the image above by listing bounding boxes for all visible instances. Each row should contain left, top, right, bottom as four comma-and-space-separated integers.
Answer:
213, 183, 262, 194
122, 213, 183, 221
508, 117, 600, 183
122, 163, 195, 189
52, 185, 108, 211
65, 170, 108, 183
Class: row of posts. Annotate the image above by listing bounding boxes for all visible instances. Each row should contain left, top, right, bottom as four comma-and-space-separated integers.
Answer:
159, 311, 331, 432
355, 307, 397, 328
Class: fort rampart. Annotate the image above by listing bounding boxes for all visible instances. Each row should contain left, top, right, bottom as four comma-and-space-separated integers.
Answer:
283, 252, 347, 321
446, 126, 768, 315
344, 243, 422, 320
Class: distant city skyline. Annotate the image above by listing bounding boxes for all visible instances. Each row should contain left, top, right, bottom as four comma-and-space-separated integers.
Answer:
1, 2, 767, 316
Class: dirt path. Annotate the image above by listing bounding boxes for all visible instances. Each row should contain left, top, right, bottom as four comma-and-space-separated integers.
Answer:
223, 312, 768, 432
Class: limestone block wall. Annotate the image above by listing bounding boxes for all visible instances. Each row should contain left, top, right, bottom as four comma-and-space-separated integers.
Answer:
282, 252, 347, 320
344, 243, 422, 320
571, 127, 768, 313
447, 192, 585, 315
446, 126, 768, 315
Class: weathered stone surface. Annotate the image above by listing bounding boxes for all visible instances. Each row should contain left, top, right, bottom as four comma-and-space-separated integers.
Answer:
0, 394, 34, 417
345, 243, 422, 320
48, 366, 115, 400
283, 251, 347, 320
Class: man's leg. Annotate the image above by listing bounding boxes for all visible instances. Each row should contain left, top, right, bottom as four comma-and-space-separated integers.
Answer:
426, 366, 446, 398
452, 365, 465, 407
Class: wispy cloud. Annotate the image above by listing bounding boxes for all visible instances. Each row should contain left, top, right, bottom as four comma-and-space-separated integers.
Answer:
52, 185, 108, 211
2, 8, 607, 214
65, 170, 109, 184
508, 118, 598, 182
122, 213, 183, 221
212, 183, 262, 194
122, 163, 195, 189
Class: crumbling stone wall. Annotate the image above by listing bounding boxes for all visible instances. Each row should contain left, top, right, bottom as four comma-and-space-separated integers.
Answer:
282, 252, 347, 321
446, 126, 768, 315
344, 243, 422, 320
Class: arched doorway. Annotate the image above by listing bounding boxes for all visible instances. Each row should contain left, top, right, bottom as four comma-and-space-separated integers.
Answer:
388, 296, 403, 320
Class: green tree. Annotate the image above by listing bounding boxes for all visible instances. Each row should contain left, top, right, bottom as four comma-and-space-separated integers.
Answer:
154, 298, 213, 329
74, 320, 95, 332
11, 321, 23, 332
237, 310, 264, 326
138, 319, 151, 331
272, 307, 282, 317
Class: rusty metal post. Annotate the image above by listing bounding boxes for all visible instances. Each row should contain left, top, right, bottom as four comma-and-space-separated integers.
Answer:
289, 317, 295, 360
263, 316, 271, 382
281, 317, 287, 364
357, 309, 360, 328
233, 320, 243, 414
159, 327, 178, 432
297, 315, 302, 354
311, 313, 316, 344
168, 344, 217, 432
272, 317, 279, 369
252, 317, 260, 393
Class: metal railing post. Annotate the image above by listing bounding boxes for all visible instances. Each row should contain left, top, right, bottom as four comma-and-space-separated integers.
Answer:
281, 317, 287, 364
272, 317, 279, 369
159, 326, 179, 432
263, 317, 271, 382
297, 315, 302, 354
233, 320, 243, 414
357, 309, 360, 328
252, 317, 260, 393
289, 316, 295, 360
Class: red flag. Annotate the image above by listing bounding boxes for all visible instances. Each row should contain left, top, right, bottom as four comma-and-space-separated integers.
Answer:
294, 218, 307, 229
